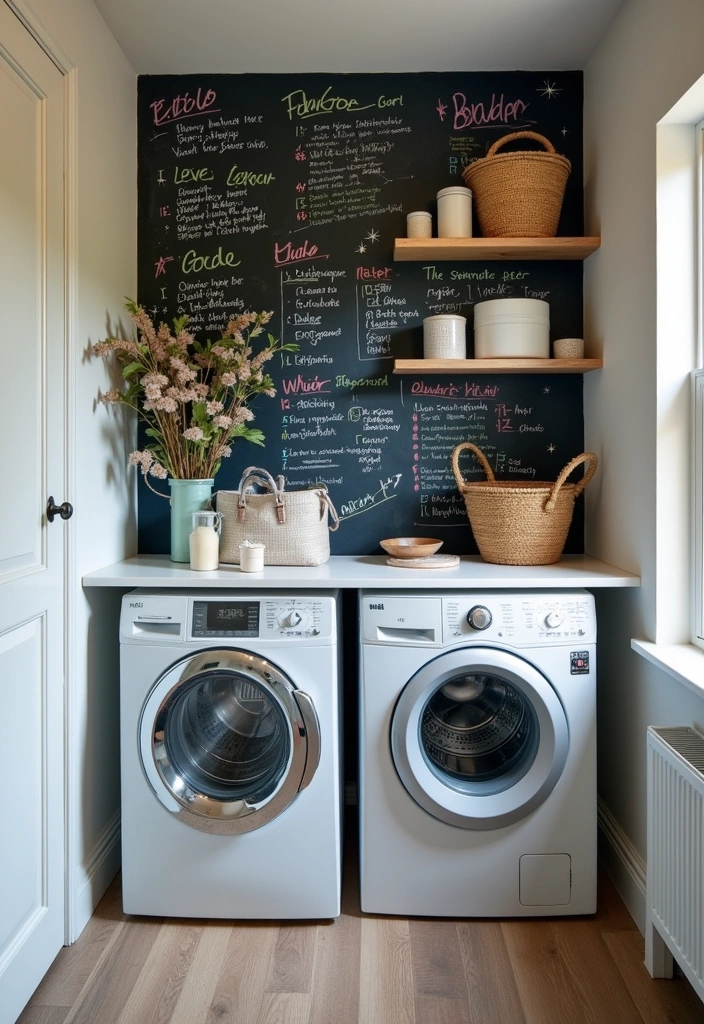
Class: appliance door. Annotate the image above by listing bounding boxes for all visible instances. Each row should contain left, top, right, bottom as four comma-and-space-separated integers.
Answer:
391, 647, 568, 830
139, 649, 320, 835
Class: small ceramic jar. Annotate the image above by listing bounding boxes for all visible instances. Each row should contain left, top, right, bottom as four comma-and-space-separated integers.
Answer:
436, 186, 472, 238
239, 541, 265, 572
423, 315, 467, 359
406, 211, 432, 238
553, 337, 585, 359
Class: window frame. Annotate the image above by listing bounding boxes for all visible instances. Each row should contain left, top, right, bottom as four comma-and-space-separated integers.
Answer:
693, 119, 704, 649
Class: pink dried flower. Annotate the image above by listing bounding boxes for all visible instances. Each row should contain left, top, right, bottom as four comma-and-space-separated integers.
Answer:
183, 427, 204, 441
94, 300, 294, 482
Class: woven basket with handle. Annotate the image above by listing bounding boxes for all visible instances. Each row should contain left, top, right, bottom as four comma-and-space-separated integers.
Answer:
462, 131, 571, 238
451, 443, 597, 565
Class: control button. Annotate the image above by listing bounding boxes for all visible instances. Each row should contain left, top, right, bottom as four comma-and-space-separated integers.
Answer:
545, 611, 563, 629
467, 605, 492, 630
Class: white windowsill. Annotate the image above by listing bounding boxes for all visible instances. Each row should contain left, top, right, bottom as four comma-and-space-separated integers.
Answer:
631, 639, 704, 698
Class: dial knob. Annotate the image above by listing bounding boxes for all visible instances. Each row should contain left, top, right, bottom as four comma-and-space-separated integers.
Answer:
467, 605, 492, 630
281, 609, 306, 629
545, 611, 563, 629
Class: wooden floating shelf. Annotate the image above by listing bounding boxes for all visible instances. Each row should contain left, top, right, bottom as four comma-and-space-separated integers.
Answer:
393, 358, 603, 375
393, 236, 601, 261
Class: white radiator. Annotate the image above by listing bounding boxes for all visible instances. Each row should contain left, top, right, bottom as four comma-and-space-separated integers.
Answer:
645, 725, 704, 1001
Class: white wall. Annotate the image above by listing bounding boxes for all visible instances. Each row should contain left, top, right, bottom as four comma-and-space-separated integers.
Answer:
585, 0, 704, 927
18, 0, 137, 939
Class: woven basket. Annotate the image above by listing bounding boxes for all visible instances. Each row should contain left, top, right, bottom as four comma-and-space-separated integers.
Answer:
451, 443, 597, 565
462, 131, 571, 238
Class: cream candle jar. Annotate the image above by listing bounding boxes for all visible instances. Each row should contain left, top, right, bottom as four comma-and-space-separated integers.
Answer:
188, 510, 221, 571
239, 541, 265, 572
406, 211, 432, 238
436, 186, 472, 238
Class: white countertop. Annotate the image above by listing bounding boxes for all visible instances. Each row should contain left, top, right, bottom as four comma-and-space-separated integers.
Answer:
82, 554, 640, 589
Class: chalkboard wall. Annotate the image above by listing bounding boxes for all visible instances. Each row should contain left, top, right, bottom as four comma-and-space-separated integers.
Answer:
137, 71, 585, 555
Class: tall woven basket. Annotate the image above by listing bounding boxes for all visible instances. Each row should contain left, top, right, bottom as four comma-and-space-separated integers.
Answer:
451, 443, 597, 566
462, 131, 571, 238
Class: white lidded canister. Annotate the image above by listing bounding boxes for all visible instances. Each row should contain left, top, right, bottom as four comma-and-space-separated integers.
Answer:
473, 298, 550, 358
406, 211, 432, 238
436, 186, 472, 238
423, 314, 467, 359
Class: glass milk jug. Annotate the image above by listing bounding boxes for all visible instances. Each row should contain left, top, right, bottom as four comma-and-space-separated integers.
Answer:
189, 510, 222, 571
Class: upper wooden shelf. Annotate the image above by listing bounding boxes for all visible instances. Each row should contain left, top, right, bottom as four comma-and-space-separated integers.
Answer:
393, 237, 601, 261
393, 358, 603, 374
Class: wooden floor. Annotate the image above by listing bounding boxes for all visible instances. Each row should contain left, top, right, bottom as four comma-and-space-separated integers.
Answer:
20, 826, 704, 1024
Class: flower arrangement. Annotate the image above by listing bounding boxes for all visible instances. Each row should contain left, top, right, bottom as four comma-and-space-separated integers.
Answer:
95, 300, 296, 491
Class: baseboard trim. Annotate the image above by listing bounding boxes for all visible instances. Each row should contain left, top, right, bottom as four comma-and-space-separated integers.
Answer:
70, 811, 121, 943
597, 795, 646, 934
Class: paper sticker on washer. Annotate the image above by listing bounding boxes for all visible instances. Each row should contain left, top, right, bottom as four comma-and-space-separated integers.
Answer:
570, 651, 589, 674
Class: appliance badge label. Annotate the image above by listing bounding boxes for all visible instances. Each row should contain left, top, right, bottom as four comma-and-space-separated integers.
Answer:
570, 651, 589, 674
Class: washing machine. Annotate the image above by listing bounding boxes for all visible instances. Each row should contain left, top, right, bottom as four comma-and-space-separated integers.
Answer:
119, 589, 342, 919
359, 589, 596, 917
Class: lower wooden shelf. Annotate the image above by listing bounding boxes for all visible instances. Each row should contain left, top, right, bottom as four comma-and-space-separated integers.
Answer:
392, 358, 603, 374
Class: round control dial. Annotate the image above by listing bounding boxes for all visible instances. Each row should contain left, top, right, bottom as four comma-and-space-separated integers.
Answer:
467, 605, 492, 630
545, 611, 563, 629
279, 608, 308, 629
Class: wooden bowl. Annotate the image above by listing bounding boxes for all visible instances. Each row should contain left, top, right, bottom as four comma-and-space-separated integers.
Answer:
379, 537, 443, 559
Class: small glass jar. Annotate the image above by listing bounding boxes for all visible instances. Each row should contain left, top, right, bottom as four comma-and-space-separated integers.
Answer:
189, 510, 221, 571
436, 186, 472, 238
406, 211, 432, 238
239, 541, 265, 572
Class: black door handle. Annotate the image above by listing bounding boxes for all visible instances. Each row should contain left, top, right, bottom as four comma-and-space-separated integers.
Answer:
47, 497, 74, 522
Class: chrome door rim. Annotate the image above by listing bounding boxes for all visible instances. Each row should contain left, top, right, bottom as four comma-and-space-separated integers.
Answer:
391, 647, 569, 830
139, 649, 320, 835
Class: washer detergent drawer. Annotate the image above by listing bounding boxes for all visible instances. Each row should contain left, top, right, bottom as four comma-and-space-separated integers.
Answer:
361, 596, 442, 644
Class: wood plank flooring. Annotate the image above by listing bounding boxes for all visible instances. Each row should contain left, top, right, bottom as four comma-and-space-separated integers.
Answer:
19, 824, 704, 1024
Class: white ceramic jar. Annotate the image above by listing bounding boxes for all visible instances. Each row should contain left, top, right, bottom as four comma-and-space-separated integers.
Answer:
423, 315, 467, 359
239, 541, 265, 572
473, 298, 550, 358
406, 211, 432, 238
436, 186, 472, 238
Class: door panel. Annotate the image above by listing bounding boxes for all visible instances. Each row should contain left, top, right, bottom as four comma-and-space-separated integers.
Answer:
0, 4, 66, 1022
391, 647, 569, 830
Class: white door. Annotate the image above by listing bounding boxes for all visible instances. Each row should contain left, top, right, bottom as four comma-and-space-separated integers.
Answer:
139, 648, 321, 835
390, 647, 569, 829
0, 5, 67, 1022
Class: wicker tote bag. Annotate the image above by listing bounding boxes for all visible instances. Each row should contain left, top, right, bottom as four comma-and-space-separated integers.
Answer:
217, 467, 339, 566
451, 443, 597, 566
462, 131, 571, 238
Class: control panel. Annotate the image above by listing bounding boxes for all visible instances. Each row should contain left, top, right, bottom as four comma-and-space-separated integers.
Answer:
444, 592, 596, 645
360, 591, 595, 647
190, 597, 330, 640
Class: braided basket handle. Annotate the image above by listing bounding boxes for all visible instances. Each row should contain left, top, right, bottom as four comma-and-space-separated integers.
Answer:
545, 452, 598, 513
451, 442, 495, 489
486, 131, 556, 159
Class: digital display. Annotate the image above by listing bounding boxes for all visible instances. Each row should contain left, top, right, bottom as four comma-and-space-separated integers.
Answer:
205, 601, 259, 633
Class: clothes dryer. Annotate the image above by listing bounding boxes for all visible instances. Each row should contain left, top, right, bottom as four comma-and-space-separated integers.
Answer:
359, 590, 596, 917
120, 589, 341, 918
